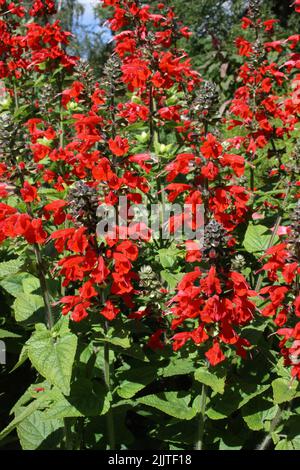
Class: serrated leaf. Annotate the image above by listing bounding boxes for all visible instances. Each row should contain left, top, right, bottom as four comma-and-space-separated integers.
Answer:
160, 271, 183, 291
242, 398, 278, 431
16, 409, 63, 450
243, 224, 277, 254
238, 384, 270, 408
43, 381, 110, 419
137, 392, 196, 420
291, 437, 300, 450
159, 358, 195, 377
10, 346, 28, 372
0, 258, 23, 277
22, 275, 40, 294
0, 273, 28, 297
99, 336, 131, 349
194, 368, 226, 394
275, 439, 294, 450
219, 440, 243, 450
13, 293, 44, 322
158, 247, 180, 269
116, 366, 156, 399
272, 378, 300, 404
0, 328, 21, 339
27, 329, 77, 396
0, 396, 50, 441
206, 383, 269, 420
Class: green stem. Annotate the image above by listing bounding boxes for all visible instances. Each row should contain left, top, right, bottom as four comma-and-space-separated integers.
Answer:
148, 83, 167, 248
257, 407, 282, 450
33, 244, 54, 329
250, 166, 255, 192
63, 418, 73, 450
195, 384, 207, 450
15, 156, 55, 328
255, 186, 290, 292
12, 83, 53, 327
103, 320, 116, 450
255, 214, 282, 292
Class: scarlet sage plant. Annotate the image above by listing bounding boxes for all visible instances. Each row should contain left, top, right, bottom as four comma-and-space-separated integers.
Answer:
0, 0, 299, 451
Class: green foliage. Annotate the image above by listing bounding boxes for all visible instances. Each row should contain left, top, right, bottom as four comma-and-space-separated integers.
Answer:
26, 323, 78, 396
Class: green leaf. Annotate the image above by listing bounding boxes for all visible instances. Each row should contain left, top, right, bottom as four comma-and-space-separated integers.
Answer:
22, 275, 40, 294
27, 328, 77, 396
0, 273, 28, 297
238, 384, 271, 408
120, 344, 150, 362
206, 383, 269, 420
160, 271, 183, 291
98, 336, 131, 349
16, 409, 63, 450
0, 396, 50, 441
194, 368, 226, 394
243, 224, 277, 254
272, 378, 300, 404
0, 328, 21, 339
13, 293, 44, 322
275, 439, 294, 450
291, 437, 300, 450
10, 346, 28, 372
137, 392, 196, 420
219, 440, 243, 450
0, 272, 40, 297
242, 398, 278, 431
159, 358, 195, 377
158, 247, 180, 269
0, 258, 23, 277
117, 366, 156, 399
43, 381, 110, 419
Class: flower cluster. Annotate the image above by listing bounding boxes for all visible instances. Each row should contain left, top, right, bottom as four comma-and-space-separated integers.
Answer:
0, 0, 299, 380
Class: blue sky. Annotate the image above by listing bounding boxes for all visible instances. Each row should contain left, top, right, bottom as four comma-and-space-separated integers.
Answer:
80, 0, 98, 27
77, 0, 111, 42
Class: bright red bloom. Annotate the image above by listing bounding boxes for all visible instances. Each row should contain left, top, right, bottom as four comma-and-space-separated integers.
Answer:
205, 341, 226, 366
100, 300, 120, 321
20, 182, 38, 203
108, 136, 130, 156
121, 59, 151, 90
147, 329, 165, 350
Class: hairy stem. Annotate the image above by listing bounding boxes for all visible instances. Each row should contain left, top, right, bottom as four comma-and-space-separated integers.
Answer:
103, 320, 116, 450
63, 418, 73, 450
255, 186, 290, 292
195, 384, 207, 450
257, 407, 282, 450
255, 214, 282, 292
33, 244, 54, 329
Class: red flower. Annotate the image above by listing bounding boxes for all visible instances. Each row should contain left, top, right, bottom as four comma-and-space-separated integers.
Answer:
235, 37, 253, 57
79, 281, 98, 300
100, 300, 120, 320
294, 1, 300, 14
108, 136, 130, 156
147, 329, 165, 350
220, 154, 245, 177
71, 302, 90, 322
44, 200, 67, 225
20, 182, 38, 203
61, 81, 84, 108
200, 134, 222, 159
205, 341, 226, 366
116, 240, 138, 261
121, 59, 151, 90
